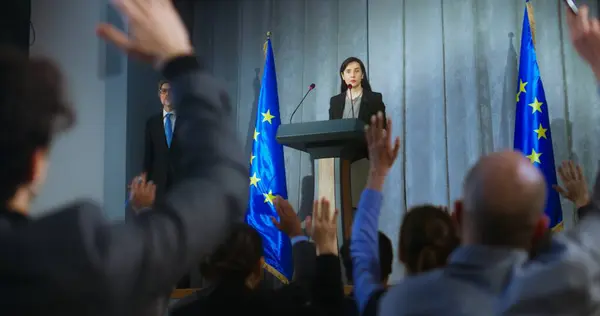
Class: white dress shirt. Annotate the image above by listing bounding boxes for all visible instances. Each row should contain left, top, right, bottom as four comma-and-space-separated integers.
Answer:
342, 94, 362, 119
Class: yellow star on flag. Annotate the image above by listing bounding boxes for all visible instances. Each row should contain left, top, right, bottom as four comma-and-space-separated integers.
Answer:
516, 79, 527, 102
249, 173, 261, 187
526, 149, 542, 164
528, 98, 543, 114
533, 123, 547, 140
250, 155, 256, 165
261, 110, 275, 124
253, 129, 260, 141
263, 190, 276, 204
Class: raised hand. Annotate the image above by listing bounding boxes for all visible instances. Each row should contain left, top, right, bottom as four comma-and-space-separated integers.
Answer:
311, 198, 338, 256
271, 196, 303, 238
129, 173, 156, 211
97, 0, 193, 68
366, 112, 401, 177
553, 160, 589, 208
565, 4, 600, 80
365, 112, 400, 191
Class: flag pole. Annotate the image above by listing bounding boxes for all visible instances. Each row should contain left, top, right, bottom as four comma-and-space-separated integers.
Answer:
260, 31, 271, 78
526, 1, 536, 46
255, 30, 291, 284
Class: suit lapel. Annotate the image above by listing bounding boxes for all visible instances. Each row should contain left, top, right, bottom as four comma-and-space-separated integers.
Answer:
154, 114, 169, 150
358, 90, 371, 121
333, 94, 345, 119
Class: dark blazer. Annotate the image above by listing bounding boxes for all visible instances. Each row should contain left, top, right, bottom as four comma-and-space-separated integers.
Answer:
144, 112, 181, 202
291, 239, 317, 284
329, 90, 386, 124
329, 90, 386, 160
0, 56, 248, 315
169, 254, 343, 316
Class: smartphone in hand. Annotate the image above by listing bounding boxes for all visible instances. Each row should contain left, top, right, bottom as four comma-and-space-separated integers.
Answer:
564, 0, 579, 14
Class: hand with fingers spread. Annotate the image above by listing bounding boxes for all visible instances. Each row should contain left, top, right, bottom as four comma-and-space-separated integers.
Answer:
129, 173, 156, 211
311, 198, 339, 256
553, 160, 590, 208
365, 112, 401, 190
271, 196, 303, 238
97, 0, 193, 68
565, 4, 600, 80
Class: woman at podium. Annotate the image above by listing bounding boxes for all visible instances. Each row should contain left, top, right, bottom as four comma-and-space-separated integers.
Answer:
328, 57, 386, 123
328, 56, 387, 212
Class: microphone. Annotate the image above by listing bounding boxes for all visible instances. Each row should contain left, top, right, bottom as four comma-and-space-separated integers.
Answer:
347, 84, 355, 118
289, 83, 316, 123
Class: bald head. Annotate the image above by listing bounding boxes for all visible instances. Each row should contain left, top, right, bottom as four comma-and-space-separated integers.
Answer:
462, 150, 547, 248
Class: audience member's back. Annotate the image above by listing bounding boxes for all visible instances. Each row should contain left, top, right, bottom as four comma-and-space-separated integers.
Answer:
340, 232, 393, 316
171, 223, 315, 316
175, 223, 267, 315
341, 206, 458, 316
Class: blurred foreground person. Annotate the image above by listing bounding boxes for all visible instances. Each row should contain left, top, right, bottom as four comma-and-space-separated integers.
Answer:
0, 0, 246, 315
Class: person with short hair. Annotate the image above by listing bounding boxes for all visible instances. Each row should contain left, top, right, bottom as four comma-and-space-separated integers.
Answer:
0, 0, 247, 314
143, 78, 179, 205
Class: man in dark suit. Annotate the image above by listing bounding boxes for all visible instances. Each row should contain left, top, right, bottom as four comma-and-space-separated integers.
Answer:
144, 79, 179, 203
143, 78, 193, 289
0, 0, 247, 314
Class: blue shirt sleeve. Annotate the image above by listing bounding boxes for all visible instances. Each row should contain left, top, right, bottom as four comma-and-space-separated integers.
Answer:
291, 235, 309, 245
350, 188, 384, 314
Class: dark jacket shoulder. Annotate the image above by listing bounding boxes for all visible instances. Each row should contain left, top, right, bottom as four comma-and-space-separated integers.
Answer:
330, 93, 343, 103
147, 112, 163, 124
368, 91, 383, 100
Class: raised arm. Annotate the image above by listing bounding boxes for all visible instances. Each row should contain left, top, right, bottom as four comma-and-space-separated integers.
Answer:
351, 112, 400, 314
271, 197, 316, 284
91, 0, 247, 297
351, 189, 384, 314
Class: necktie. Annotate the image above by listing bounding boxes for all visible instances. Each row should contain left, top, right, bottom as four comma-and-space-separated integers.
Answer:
165, 113, 173, 148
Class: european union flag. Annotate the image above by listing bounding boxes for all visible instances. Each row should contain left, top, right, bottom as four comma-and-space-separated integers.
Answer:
246, 36, 292, 282
514, 1, 563, 231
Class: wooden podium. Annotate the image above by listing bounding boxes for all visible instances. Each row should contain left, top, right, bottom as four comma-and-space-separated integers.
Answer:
277, 119, 367, 242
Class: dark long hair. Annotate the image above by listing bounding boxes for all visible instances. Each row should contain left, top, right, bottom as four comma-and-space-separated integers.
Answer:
339, 56, 372, 94
399, 205, 459, 275
200, 223, 264, 282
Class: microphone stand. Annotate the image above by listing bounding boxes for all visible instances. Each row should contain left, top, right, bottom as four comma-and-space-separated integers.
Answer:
348, 85, 355, 118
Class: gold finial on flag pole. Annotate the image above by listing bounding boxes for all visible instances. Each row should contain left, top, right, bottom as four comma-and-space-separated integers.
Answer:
263, 31, 272, 56
526, 1, 536, 46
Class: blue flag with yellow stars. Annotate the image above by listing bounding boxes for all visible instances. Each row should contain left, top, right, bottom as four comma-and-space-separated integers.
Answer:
246, 36, 292, 282
514, 1, 563, 231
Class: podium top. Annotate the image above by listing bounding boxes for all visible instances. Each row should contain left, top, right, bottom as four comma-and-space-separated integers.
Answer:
276, 119, 367, 161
